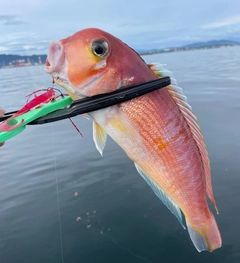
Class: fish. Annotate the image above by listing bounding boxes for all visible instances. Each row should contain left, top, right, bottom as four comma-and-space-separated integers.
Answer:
44, 28, 222, 252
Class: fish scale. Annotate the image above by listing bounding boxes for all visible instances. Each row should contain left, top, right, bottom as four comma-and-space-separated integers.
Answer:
120, 89, 206, 207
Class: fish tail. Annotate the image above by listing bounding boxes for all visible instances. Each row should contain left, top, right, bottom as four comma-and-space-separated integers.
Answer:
186, 213, 222, 252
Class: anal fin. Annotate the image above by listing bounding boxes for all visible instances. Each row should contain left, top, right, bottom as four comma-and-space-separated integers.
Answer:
135, 163, 185, 229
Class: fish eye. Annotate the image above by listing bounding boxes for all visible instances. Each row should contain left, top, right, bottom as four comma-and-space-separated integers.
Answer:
91, 40, 109, 58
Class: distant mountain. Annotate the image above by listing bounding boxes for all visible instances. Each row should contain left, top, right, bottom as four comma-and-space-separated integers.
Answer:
0, 54, 47, 68
180, 39, 240, 49
140, 39, 240, 55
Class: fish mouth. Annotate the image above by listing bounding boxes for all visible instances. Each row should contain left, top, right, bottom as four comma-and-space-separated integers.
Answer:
45, 41, 65, 74
44, 41, 78, 98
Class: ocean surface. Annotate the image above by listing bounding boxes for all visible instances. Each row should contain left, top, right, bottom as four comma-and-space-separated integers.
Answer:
0, 46, 240, 263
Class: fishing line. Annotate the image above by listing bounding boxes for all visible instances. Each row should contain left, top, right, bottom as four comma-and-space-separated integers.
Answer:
51, 124, 65, 263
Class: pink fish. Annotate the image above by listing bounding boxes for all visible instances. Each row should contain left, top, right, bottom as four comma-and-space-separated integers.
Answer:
45, 28, 222, 252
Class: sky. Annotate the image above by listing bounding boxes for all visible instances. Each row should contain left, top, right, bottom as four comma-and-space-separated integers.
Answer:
0, 0, 240, 55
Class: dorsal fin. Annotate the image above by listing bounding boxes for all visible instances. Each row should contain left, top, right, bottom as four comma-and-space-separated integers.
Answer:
148, 63, 218, 213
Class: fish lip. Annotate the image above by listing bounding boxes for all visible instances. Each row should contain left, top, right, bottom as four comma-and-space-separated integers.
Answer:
52, 75, 80, 99
52, 71, 106, 99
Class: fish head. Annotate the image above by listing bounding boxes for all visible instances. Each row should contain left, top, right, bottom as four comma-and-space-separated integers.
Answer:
45, 28, 153, 99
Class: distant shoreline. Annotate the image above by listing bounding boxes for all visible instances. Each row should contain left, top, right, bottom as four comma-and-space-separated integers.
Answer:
139, 43, 240, 56
0, 43, 239, 69
1, 63, 44, 69
0, 54, 47, 69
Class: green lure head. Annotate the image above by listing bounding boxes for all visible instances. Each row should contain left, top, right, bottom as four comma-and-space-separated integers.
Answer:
0, 95, 72, 144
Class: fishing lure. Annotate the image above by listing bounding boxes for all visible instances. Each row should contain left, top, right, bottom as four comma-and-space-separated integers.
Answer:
0, 88, 56, 132
0, 88, 72, 143
0, 77, 170, 144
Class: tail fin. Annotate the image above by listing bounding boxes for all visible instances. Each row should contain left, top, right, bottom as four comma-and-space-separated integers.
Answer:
186, 213, 222, 252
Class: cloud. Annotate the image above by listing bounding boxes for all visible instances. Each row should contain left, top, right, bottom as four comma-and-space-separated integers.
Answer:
4, 20, 25, 26
0, 46, 8, 52
0, 15, 16, 20
0, 14, 25, 26
201, 16, 240, 29
0, 31, 50, 54
0, 0, 240, 54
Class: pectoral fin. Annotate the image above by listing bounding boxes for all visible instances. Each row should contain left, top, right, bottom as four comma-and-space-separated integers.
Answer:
108, 106, 141, 141
135, 163, 185, 229
93, 121, 107, 156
